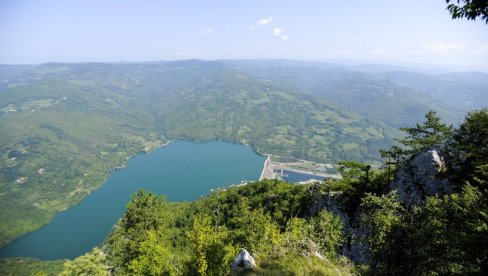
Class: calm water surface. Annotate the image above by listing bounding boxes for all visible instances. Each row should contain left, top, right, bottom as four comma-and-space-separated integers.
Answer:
0, 141, 265, 260
283, 171, 324, 182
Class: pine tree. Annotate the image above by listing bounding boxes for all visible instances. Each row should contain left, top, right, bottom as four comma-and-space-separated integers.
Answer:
380, 145, 404, 182
453, 108, 488, 192
396, 110, 452, 155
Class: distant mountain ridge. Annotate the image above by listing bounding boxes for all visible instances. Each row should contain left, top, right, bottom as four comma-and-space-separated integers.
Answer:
221, 60, 488, 126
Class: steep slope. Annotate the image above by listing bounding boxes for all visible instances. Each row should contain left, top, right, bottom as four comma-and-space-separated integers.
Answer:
377, 70, 488, 122
153, 65, 396, 163
0, 65, 35, 88
0, 61, 397, 245
0, 68, 160, 245
224, 60, 487, 127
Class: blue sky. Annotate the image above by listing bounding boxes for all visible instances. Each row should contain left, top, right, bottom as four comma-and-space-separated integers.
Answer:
1, 0, 487, 70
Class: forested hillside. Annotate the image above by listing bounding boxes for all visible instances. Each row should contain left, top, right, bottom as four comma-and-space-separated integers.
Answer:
0, 60, 486, 249
55, 109, 488, 275
225, 60, 488, 127
0, 61, 392, 245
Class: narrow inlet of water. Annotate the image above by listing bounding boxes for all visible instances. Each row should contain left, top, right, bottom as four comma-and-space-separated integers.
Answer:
0, 141, 265, 260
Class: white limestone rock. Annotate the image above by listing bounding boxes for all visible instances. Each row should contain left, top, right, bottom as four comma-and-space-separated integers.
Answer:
389, 148, 454, 206
231, 248, 256, 271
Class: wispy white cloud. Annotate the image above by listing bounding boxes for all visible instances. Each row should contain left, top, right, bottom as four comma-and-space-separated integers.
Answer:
203, 28, 214, 36
250, 16, 273, 30
272, 28, 283, 36
371, 48, 392, 56
473, 44, 488, 55
256, 16, 273, 26
202, 28, 230, 37
250, 17, 288, 40
421, 42, 465, 55
272, 28, 288, 40
332, 49, 356, 56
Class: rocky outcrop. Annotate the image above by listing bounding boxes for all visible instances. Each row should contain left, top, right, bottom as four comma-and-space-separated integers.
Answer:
309, 192, 369, 263
231, 248, 256, 272
389, 148, 454, 206
305, 148, 456, 266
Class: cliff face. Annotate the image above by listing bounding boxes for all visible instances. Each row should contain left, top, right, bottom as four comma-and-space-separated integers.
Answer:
388, 148, 454, 206
309, 191, 369, 263
309, 148, 457, 264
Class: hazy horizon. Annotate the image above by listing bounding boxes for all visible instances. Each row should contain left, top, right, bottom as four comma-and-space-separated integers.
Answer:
1, 0, 487, 71
2, 58, 486, 75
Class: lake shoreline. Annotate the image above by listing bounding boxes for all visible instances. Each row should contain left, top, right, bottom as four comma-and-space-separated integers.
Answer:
0, 141, 265, 260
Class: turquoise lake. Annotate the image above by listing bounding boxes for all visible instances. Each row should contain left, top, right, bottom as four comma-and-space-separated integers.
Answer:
0, 141, 265, 260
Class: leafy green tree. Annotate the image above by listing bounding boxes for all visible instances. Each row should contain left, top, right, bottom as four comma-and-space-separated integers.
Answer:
396, 110, 452, 154
359, 192, 404, 269
188, 214, 212, 275
361, 185, 488, 275
124, 189, 167, 233
225, 196, 282, 255
379, 110, 452, 186
106, 190, 167, 271
60, 248, 109, 276
310, 209, 343, 258
339, 161, 371, 184
128, 230, 175, 276
283, 217, 310, 253
337, 161, 388, 218
453, 108, 488, 191
406, 184, 488, 274
446, 0, 488, 23
187, 213, 238, 275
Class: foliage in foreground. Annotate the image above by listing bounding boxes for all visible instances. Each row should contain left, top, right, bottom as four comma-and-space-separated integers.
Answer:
59, 248, 109, 276
56, 109, 488, 275
358, 109, 488, 275
100, 182, 349, 275
446, 0, 488, 23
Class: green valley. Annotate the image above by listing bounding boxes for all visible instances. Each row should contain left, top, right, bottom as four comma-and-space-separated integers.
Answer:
0, 60, 399, 245
0, 60, 486, 261
2, 1, 488, 274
